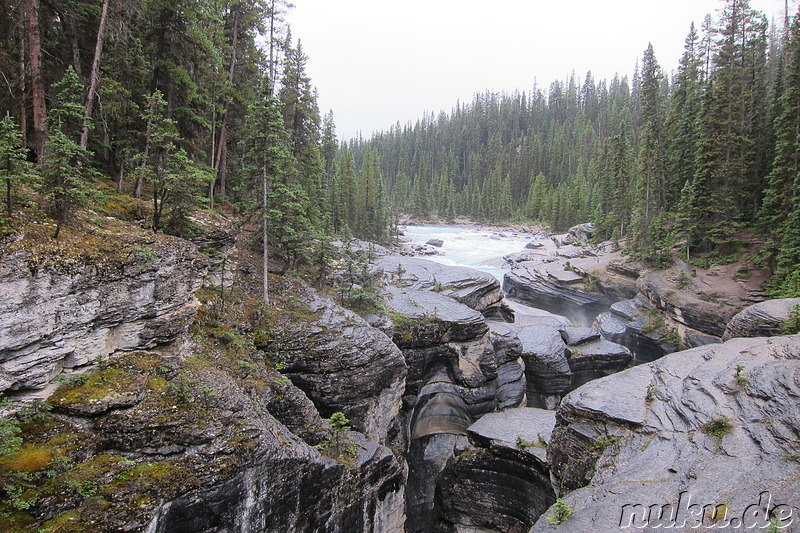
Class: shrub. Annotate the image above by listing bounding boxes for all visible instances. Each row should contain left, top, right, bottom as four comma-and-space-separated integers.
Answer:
645, 382, 657, 404
781, 304, 800, 335
546, 498, 575, 525
735, 365, 749, 388
0, 417, 22, 458
593, 435, 621, 451
675, 268, 692, 289
659, 330, 681, 347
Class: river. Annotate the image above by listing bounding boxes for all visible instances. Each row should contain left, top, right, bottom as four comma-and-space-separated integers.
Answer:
400, 224, 608, 328
399, 225, 539, 283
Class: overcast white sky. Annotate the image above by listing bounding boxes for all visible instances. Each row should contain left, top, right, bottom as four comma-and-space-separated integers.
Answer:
287, 0, 794, 141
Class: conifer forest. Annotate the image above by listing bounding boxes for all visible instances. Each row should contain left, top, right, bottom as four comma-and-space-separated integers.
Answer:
1, 0, 799, 296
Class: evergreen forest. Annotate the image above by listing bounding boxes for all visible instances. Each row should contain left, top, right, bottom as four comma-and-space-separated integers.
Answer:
1, 0, 799, 297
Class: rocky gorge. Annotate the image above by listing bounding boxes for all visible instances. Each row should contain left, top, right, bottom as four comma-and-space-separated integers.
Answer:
1, 219, 798, 532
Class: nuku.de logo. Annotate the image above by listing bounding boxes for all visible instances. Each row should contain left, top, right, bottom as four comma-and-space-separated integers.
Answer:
619, 491, 793, 530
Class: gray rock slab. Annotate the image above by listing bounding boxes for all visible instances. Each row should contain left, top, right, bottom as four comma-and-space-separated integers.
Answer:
532, 334, 800, 532
559, 326, 600, 346
468, 407, 556, 458
723, 297, 800, 340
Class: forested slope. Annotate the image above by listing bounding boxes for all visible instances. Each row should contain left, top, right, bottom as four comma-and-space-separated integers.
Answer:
351, 0, 800, 297
1, 0, 391, 269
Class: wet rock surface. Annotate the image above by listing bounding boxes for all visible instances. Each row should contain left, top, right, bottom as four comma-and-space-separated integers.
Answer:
504, 260, 613, 328
435, 409, 557, 532
376, 255, 510, 319
722, 297, 800, 340
595, 298, 676, 363
380, 259, 527, 532
531, 334, 800, 532
268, 288, 407, 443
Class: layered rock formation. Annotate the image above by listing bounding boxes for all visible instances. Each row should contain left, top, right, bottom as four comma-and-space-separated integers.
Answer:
0, 235, 207, 392
267, 287, 406, 443
531, 334, 800, 532
595, 298, 677, 363
437, 408, 557, 533
504, 261, 613, 327
6, 350, 406, 533
375, 255, 512, 320
638, 270, 739, 337
384, 284, 527, 532
722, 297, 800, 340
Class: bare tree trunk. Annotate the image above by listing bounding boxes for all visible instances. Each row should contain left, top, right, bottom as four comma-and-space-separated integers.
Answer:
268, 164, 269, 304
218, 140, 228, 198
269, 0, 276, 85
115, 164, 124, 193
26, 0, 47, 160
17, 24, 27, 147
80, 0, 111, 150
210, 4, 241, 205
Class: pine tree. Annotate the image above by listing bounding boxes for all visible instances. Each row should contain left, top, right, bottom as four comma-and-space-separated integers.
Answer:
241, 74, 290, 302
338, 145, 357, 232
763, 8, 800, 296
630, 43, 666, 257
355, 148, 388, 242
40, 67, 90, 238
664, 24, 704, 206
131, 90, 213, 233
0, 115, 33, 223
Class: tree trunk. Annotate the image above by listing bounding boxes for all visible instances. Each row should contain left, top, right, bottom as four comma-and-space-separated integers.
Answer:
209, 4, 241, 205
269, 0, 276, 84
268, 163, 269, 304
115, 164, 124, 193
80, 0, 111, 150
26, 0, 47, 160
134, 95, 156, 198
17, 24, 27, 147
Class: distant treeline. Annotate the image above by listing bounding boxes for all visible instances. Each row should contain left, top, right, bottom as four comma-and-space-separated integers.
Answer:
348, 0, 800, 296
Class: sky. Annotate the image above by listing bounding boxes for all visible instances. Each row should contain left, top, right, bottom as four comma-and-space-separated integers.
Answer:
286, 0, 794, 141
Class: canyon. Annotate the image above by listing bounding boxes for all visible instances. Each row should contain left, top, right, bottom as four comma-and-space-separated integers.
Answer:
1, 220, 798, 532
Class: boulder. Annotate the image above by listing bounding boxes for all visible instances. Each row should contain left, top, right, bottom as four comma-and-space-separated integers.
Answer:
565, 222, 595, 245
426, 238, 444, 247
532, 334, 800, 532
722, 297, 800, 340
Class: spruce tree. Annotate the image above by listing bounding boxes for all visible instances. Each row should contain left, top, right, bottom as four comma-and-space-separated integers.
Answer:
241, 75, 290, 301
40, 67, 90, 238
630, 43, 666, 258
763, 8, 800, 296
0, 115, 33, 223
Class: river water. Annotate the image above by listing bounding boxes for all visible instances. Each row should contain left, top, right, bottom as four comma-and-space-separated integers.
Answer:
399, 225, 539, 283
400, 224, 602, 327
